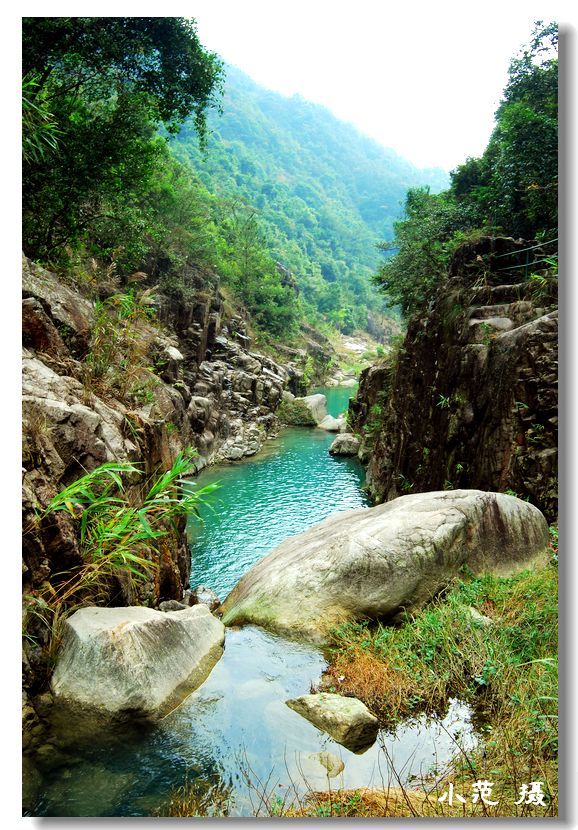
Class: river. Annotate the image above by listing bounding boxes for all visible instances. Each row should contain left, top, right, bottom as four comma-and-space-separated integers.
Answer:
25, 387, 476, 817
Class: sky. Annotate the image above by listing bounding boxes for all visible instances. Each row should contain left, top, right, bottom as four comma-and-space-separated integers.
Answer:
186, 0, 573, 172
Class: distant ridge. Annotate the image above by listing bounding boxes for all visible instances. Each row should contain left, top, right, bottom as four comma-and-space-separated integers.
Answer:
172, 64, 448, 315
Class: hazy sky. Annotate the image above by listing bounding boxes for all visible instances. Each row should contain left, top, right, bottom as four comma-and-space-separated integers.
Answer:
187, 0, 570, 172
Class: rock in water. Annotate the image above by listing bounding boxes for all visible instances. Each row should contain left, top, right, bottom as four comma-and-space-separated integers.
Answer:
220, 490, 549, 641
329, 433, 361, 456
277, 394, 328, 426
318, 414, 342, 432
301, 394, 328, 424
287, 694, 378, 753
51, 605, 225, 719
184, 585, 221, 612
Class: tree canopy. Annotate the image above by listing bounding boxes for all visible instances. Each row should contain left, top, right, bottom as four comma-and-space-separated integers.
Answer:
374, 22, 558, 318
22, 17, 223, 261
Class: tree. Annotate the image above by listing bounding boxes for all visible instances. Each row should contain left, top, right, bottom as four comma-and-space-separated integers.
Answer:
22, 17, 223, 262
22, 17, 223, 138
374, 188, 479, 317
450, 21, 557, 239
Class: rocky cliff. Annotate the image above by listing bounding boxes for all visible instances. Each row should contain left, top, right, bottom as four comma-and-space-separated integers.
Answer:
350, 237, 558, 522
22, 256, 297, 711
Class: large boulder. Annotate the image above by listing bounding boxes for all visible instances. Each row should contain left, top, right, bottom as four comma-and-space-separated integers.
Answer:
286, 693, 379, 753
277, 394, 328, 426
329, 433, 361, 456
301, 394, 328, 424
220, 490, 549, 641
51, 605, 225, 719
318, 414, 342, 432
278, 393, 329, 427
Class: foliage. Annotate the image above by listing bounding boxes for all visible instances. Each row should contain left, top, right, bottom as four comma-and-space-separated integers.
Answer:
171, 64, 448, 332
450, 22, 557, 239
24, 451, 219, 649
375, 22, 558, 318
22, 75, 61, 164
374, 186, 483, 316
320, 555, 558, 815
22, 17, 223, 262
82, 287, 159, 402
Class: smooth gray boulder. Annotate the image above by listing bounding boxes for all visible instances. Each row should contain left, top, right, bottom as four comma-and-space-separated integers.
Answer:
300, 393, 328, 424
329, 433, 361, 456
51, 605, 225, 719
220, 490, 549, 641
287, 693, 378, 753
318, 414, 342, 432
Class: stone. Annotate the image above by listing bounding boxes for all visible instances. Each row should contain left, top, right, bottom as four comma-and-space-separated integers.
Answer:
318, 414, 342, 432
185, 585, 221, 612
329, 433, 361, 456
301, 394, 328, 424
221, 490, 549, 641
276, 397, 316, 426
339, 378, 358, 388
355, 238, 558, 523
467, 606, 493, 627
159, 600, 187, 612
309, 751, 345, 778
156, 343, 184, 383
286, 693, 378, 753
51, 605, 225, 719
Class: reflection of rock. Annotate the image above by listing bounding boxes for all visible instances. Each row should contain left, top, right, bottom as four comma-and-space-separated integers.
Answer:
286, 693, 378, 753
310, 751, 345, 777
329, 433, 360, 456
221, 490, 549, 641
52, 605, 225, 719
43, 762, 138, 817
235, 678, 286, 700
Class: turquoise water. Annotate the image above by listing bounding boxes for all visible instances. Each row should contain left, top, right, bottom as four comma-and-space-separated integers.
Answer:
188, 386, 367, 599
25, 386, 476, 816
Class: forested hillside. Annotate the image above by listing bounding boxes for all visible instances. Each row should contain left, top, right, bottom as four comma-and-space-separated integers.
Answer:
172, 65, 448, 331
22, 18, 448, 341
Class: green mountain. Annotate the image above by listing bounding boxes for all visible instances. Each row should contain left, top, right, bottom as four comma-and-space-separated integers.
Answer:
171, 65, 448, 330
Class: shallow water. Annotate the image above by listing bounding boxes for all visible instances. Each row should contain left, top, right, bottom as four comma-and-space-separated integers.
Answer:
26, 386, 477, 816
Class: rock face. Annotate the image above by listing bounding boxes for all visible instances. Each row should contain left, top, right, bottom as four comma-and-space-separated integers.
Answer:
51, 605, 225, 719
21, 256, 293, 728
220, 490, 549, 640
350, 237, 558, 521
286, 694, 379, 753
329, 433, 361, 456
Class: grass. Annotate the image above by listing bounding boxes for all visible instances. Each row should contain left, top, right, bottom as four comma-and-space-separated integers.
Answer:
315, 541, 558, 817
23, 449, 219, 667
154, 531, 558, 819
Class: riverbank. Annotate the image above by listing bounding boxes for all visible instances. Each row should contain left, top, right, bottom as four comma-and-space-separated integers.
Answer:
298, 528, 559, 818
